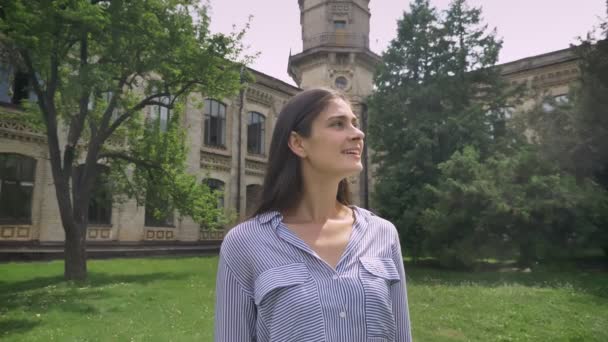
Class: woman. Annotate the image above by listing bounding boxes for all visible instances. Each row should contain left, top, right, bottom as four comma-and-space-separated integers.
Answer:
214, 88, 412, 342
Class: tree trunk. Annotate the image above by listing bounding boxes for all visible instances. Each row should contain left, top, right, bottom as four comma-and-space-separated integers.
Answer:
64, 223, 87, 281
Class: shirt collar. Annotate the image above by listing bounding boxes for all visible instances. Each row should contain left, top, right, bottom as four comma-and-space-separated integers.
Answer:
256, 206, 369, 229
256, 210, 283, 227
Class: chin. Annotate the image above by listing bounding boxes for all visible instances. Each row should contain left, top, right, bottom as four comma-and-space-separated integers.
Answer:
343, 163, 363, 176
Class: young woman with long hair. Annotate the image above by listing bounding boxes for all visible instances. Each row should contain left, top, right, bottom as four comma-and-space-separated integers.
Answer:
214, 88, 412, 341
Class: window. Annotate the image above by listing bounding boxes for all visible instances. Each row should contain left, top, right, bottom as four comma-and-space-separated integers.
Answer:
542, 94, 569, 113
335, 76, 349, 90
204, 99, 227, 147
0, 64, 11, 104
150, 95, 171, 132
0, 153, 36, 224
246, 184, 262, 216
203, 178, 225, 208
247, 112, 266, 155
485, 107, 514, 139
11, 71, 30, 105
145, 191, 174, 227
74, 164, 112, 225
334, 20, 347, 29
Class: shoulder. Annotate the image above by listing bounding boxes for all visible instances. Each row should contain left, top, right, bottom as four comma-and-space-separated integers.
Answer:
221, 216, 271, 254
218, 215, 277, 289
354, 206, 400, 241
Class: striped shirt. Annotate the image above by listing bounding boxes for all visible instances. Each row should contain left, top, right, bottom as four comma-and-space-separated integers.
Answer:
214, 206, 412, 342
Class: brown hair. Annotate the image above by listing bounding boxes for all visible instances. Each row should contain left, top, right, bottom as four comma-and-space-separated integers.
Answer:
252, 87, 352, 217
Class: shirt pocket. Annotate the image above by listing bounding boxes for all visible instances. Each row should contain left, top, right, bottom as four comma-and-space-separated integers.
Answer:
359, 257, 401, 340
254, 263, 325, 342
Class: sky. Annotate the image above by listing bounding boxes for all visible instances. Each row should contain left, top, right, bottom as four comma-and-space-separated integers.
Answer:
207, 0, 606, 86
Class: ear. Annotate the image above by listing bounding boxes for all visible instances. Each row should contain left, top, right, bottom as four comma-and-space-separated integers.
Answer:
288, 131, 307, 158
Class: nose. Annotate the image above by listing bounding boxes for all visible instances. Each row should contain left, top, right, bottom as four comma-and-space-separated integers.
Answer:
351, 125, 365, 141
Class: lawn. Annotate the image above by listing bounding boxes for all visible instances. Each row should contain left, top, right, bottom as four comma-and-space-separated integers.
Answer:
0, 256, 606, 341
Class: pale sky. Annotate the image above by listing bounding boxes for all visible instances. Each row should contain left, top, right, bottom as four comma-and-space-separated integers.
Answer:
207, 1, 606, 86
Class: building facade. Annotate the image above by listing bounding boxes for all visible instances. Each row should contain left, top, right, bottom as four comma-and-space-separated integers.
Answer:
0, 0, 581, 245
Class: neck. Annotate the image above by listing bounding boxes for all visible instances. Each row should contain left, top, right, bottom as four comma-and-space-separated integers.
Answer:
285, 167, 348, 224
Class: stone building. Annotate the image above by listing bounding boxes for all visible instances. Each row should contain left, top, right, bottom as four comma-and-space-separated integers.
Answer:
0, 0, 581, 247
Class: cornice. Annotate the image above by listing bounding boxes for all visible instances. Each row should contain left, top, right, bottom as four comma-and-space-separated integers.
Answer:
0, 114, 46, 144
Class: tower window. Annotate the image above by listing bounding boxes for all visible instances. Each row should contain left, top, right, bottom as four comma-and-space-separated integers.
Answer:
335, 76, 348, 90
334, 20, 347, 29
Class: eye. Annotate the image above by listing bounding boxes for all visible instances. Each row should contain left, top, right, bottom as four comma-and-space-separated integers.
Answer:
331, 121, 344, 128
352, 121, 359, 128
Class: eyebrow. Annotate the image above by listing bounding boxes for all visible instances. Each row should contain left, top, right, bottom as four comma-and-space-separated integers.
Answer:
327, 115, 359, 123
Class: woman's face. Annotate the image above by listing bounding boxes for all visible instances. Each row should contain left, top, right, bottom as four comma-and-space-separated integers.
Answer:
293, 98, 365, 178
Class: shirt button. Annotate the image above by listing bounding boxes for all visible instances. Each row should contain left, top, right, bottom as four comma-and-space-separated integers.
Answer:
339, 311, 346, 318
332, 275, 339, 280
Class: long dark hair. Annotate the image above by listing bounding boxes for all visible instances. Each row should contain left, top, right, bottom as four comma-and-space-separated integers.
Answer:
252, 88, 352, 217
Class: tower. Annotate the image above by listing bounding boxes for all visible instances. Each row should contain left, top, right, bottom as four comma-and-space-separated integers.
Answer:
288, 0, 381, 207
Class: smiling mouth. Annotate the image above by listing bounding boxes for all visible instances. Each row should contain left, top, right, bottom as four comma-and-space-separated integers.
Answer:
342, 148, 361, 156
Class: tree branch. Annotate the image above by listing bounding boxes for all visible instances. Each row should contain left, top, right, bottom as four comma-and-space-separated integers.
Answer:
64, 32, 90, 175
98, 92, 170, 142
98, 152, 164, 170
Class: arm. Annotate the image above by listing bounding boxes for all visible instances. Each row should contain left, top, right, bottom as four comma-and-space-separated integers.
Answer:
391, 229, 413, 342
214, 254, 257, 342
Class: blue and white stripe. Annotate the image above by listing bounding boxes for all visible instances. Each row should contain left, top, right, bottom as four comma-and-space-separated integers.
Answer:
214, 206, 412, 342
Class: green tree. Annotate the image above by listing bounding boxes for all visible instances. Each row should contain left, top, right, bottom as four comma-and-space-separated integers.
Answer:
422, 146, 607, 268
368, 0, 513, 260
0, 0, 249, 280
520, 16, 608, 255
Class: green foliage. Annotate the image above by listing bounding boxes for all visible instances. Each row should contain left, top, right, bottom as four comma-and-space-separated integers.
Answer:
519, 17, 608, 256
422, 146, 608, 268
369, 0, 515, 260
0, 0, 250, 231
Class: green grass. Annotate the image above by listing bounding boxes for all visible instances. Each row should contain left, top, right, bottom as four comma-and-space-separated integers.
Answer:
0, 257, 219, 341
1, 257, 607, 341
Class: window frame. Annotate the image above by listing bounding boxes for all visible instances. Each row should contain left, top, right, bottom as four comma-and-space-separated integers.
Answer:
203, 178, 225, 209
247, 111, 266, 156
203, 99, 227, 148
150, 95, 172, 132
0, 153, 36, 225
334, 20, 347, 30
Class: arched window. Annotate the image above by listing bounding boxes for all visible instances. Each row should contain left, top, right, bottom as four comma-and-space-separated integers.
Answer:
246, 184, 262, 216
0, 153, 36, 224
247, 112, 266, 155
204, 99, 226, 147
74, 164, 113, 225
203, 178, 225, 208
150, 94, 172, 132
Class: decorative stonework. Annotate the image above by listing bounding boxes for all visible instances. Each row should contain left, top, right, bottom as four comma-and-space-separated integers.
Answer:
87, 227, 113, 240
330, 2, 350, 15
200, 229, 225, 240
0, 118, 46, 144
246, 88, 273, 107
531, 67, 579, 88
0, 225, 32, 240
200, 151, 231, 172
245, 158, 266, 176
144, 228, 175, 241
